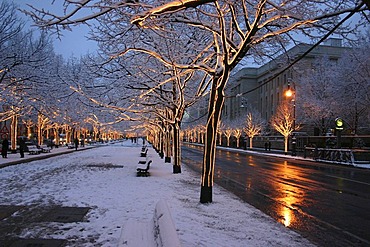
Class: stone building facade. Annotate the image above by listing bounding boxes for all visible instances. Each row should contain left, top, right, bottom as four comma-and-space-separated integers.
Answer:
223, 38, 349, 132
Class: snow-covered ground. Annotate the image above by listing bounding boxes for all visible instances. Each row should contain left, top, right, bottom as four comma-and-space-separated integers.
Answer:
0, 141, 315, 246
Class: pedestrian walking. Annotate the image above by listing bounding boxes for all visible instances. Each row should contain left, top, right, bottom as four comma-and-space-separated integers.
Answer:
268, 141, 271, 151
1, 138, 9, 158
264, 142, 268, 151
19, 138, 26, 158
74, 138, 79, 151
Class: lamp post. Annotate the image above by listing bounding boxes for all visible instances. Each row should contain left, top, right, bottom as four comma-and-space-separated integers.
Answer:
285, 82, 296, 156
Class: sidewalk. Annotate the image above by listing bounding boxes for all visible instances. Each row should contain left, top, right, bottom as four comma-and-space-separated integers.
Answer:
0, 140, 315, 247
0, 145, 95, 169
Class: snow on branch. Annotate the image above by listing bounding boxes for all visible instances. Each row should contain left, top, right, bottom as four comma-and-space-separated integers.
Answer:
113, 47, 215, 73
131, 0, 215, 26
22, 0, 136, 32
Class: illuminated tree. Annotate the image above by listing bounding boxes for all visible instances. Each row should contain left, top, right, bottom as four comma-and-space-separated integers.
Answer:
25, 0, 367, 203
270, 101, 296, 153
223, 125, 232, 147
222, 118, 243, 147
216, 121, 224, 146
37, 111, 50, 145
228, 117, 244, 148
233, 128, 243, 148
129, 0, 366, 203
244, 111, 265, 149
22, 119, 34, 139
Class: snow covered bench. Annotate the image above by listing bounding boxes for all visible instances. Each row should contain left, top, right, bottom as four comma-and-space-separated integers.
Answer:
66, 143, 75, 149
140, 148, 148, 157
39, 144, 51, 153
118, 199, 181, 247
28, 145, 42, 155
137, 160, 152, 177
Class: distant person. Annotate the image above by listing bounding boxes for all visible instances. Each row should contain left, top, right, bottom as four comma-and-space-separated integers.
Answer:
1, 138, 9, 158
19, 138, 26, 158
268, 141, 271, 151
264, 142, 268, 151
81, 139, 85, 147
74, 138, 79, 151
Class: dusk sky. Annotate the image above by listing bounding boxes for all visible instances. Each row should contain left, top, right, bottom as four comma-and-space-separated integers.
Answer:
14, 0, 98, 58
12, 1, 364, 61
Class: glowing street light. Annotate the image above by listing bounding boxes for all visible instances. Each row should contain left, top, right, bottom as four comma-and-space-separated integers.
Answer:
284, 88, 294, 98
285, 82, 296, 156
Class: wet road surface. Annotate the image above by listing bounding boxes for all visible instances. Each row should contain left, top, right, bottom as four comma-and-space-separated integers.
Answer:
182, 144, 370, 247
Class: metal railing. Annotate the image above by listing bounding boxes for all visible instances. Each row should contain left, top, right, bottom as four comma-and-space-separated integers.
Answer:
304, 147, 355, 165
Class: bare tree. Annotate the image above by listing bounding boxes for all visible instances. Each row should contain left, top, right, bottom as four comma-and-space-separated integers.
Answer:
0, 0, 23, 84
336, 39, 370, 134
298, 37, 370, 135
298, 56, 341, 135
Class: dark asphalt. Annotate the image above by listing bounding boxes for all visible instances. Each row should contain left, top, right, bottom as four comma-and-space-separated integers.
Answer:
182, 144, 370, 247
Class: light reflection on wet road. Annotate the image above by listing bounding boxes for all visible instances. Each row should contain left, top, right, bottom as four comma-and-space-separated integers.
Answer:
182, 144, 370, 247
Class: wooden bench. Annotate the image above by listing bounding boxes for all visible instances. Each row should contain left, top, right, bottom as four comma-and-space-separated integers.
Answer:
137, 160, 152, 177
28, 145, 42, 155
118, 199, 181, 247
39, 145, 51, 153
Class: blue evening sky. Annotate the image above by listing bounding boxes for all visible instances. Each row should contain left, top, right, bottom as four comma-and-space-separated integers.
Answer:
13, 0, 98, 58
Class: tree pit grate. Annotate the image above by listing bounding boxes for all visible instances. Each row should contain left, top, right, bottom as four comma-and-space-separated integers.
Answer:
40, 206, 90, 223
9, 238, 66, 247
0, 205, 23, 220
86, 163, 124, 169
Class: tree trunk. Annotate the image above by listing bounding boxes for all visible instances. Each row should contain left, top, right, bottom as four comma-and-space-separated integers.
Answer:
172, 122, 181, 173
54, 129, 60, 145
165, 125, 171, 163
249, 137, 253, 149
11, 115, 17, 152
284, 136, 289, 154
37, 114, 42, 146
200, 74, 227, 203
159, 128, 164, 159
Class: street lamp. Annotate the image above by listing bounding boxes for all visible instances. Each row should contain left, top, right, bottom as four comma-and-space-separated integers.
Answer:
285, 82, 296, 156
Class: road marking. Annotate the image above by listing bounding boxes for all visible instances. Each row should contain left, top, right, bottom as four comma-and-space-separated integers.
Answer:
325, 175, 370, 186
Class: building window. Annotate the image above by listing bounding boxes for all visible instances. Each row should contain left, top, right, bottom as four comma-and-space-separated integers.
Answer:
271, 94, 274, 109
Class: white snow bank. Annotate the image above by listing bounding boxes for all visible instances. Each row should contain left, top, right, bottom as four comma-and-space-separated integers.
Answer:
0, 141, 315, 247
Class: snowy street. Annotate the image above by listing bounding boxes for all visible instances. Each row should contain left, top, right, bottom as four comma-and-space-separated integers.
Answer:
0, 141, 314, 246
